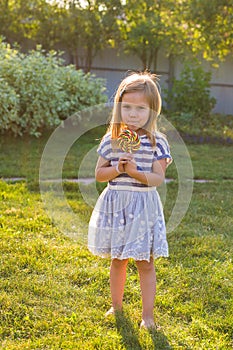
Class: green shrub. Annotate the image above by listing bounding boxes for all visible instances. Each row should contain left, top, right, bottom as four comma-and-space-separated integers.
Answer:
0, 78, 20, 134
164, 62, 216, 125
0, 40, 107, 136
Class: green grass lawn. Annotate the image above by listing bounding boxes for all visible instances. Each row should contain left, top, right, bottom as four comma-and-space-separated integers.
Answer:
0, 131, 233, 349
1, 128, 233, 182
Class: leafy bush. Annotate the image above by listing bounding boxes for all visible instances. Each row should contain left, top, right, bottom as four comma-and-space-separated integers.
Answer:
0, 78, 20, 134
162, 63, 233, 144
164, 62, 216, 125
165, 112, 233, 144
0, 40, 107, 136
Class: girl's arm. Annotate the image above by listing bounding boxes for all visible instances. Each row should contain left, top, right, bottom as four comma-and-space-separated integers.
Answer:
95, 156, 130, 182
124, 158, 167, 187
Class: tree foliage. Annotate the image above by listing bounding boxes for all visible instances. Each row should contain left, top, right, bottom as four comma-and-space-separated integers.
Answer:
1, 0, 233, 70
118, 0, 163, 70
0, 0, 48, 44
181, 0, 233, 64
119, 0, 193, 71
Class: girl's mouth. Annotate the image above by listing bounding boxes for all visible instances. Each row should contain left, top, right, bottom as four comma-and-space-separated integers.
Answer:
127, 123, 138, 129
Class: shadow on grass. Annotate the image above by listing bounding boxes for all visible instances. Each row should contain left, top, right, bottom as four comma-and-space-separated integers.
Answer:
115, 310, 173, 350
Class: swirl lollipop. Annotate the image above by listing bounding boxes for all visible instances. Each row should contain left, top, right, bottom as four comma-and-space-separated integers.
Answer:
117, 129, 141, 153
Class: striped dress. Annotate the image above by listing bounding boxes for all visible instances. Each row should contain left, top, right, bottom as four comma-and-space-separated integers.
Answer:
88, 132, 172, 261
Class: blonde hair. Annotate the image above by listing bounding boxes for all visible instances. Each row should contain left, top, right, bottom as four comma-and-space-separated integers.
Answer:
108, 71, 162, 147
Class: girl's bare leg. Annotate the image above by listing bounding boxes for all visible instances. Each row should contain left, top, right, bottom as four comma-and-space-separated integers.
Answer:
106, 258, 128, 315
136, 258, 156, 328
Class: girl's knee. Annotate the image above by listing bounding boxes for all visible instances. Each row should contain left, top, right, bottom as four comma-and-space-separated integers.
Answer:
111, 258, 128, 269
136, 259, 154, 272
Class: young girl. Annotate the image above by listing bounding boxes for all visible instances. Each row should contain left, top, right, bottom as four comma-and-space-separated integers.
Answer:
88, 71, 172, 329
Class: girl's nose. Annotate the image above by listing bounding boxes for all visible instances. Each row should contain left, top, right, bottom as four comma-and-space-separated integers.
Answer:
129, 108, 137, 117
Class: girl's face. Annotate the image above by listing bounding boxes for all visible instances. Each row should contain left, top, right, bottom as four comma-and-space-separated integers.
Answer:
121, 91, 150, 133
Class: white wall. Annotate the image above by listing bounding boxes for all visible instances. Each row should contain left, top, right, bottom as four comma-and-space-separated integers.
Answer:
90, 48, 233, 115
208, 56, 233, 115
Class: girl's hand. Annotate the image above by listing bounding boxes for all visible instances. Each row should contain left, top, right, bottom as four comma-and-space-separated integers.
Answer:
124, 155, 138, 176
116, 155, 132, 173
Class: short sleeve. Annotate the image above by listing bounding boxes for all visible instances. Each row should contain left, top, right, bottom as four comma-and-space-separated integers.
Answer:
97, 133, 112, 160
153, 134, 172, 166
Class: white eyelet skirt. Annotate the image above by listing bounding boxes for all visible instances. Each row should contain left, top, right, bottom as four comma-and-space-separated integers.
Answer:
88, 185, 169, 262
